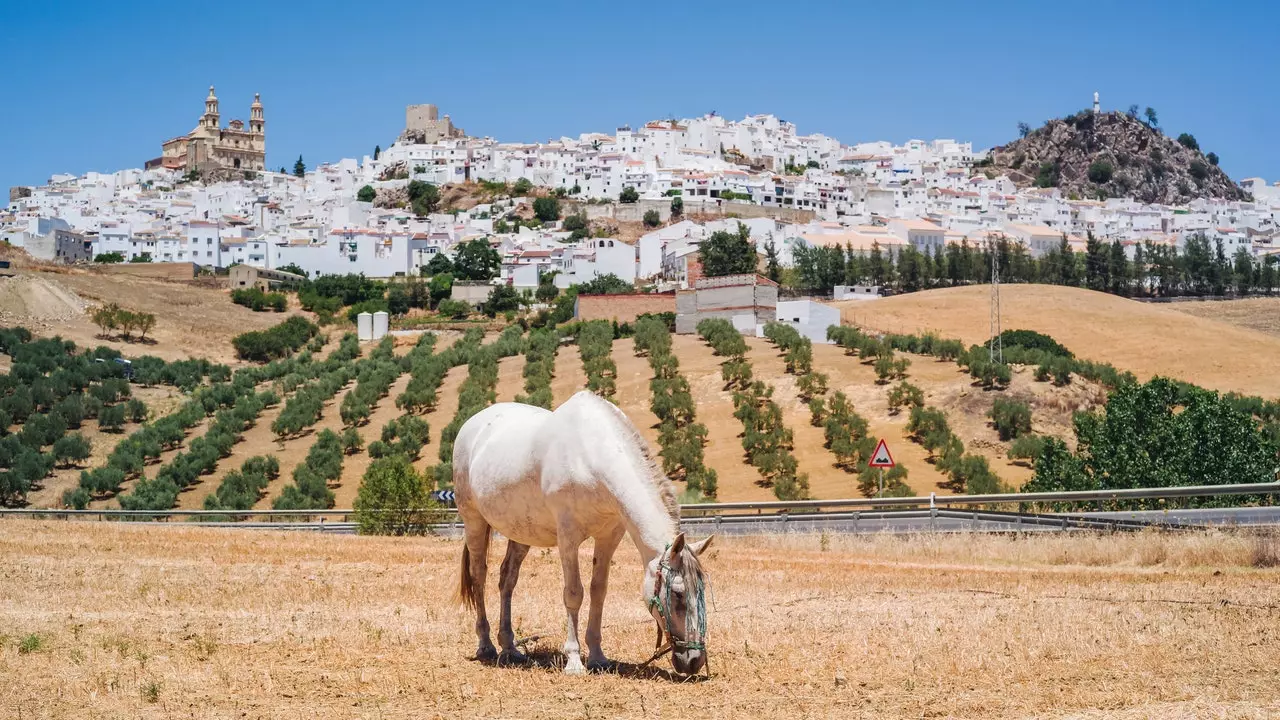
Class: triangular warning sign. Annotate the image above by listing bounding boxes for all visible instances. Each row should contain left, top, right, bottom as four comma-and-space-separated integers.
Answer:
868, 438, 895, 468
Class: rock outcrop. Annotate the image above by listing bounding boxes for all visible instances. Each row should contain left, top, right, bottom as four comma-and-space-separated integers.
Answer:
986, 112, 1247, 205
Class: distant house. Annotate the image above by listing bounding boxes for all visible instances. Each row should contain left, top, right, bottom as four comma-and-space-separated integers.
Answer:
451, 281, 495, 307
833, 285, 881, 301
228, 264, 305, 291
675, 273, 778, 334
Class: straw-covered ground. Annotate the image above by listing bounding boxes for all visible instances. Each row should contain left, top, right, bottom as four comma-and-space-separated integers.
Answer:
2, 522, 1278, 719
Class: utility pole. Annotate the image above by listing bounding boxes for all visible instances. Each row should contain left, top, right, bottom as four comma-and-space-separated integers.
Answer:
989, 237, 1003, 363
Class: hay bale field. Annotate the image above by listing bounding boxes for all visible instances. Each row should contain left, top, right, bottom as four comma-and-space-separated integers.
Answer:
2, 522, 1277, 719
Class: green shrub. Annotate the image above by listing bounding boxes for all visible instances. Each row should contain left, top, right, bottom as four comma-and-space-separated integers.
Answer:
1008, 434, 1047, 464
232, 316, 319, 363
989, 398, 1032, 440
354, 456, 438, 535
887, 382, 924, 414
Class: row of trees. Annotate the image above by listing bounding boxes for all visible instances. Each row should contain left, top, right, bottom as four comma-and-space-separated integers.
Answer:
577, 321, 617, 400
515, 328, 557, 409
70, 345, 327, 510
102, 390, 278, 511
270, 334, 362, 440
0, 330, 165, 506
697, 319, 809, 500
203, 455, 281, 514
339, 337, 402, 429
760, 323, 906, 497
787, 233, 1280, 300
396, 330, 481, 415
273, 429, 350, 510
634, 316, 717, 500
89, 304, 157, 343
905, 405, 1004, 495
434, 326, 526, 489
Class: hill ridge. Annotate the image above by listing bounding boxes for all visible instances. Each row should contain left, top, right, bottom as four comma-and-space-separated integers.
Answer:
986, 111, 1247, 205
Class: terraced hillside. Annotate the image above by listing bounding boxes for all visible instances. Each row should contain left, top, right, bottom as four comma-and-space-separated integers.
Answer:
22, 278, 1275, 508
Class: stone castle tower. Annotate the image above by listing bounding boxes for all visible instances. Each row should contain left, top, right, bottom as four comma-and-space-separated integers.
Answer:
151, 86, 266, 176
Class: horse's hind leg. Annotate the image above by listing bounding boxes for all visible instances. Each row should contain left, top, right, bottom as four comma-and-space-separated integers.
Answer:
497, 539, 530, 663
463, 518, 497, 661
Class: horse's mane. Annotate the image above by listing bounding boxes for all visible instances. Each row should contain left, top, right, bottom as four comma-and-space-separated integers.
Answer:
588, 393, 680, 523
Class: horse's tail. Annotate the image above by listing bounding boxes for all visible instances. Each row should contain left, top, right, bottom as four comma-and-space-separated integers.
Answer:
456, 543, 476, 612
456, 528, 489, 612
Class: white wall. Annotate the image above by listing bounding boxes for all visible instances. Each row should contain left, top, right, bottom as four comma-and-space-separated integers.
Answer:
774, 300, 840, 344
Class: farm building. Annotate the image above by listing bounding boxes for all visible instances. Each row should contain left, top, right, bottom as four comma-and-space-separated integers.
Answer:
228, 265, 305, 291
675, 273, 778, 334
450, 281, 495, 307
773, 299, 840, 343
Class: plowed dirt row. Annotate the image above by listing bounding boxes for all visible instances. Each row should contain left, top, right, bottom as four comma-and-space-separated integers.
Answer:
494, 352, 525, 404
610, 337, 664, 462
550, 341, 587, 407
665, 335, 769, 503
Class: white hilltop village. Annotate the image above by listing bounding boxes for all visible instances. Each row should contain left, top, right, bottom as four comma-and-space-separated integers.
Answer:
5, 88, 1280, 293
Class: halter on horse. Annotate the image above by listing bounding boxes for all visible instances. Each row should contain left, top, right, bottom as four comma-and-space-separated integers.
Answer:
645, 539, 711, 676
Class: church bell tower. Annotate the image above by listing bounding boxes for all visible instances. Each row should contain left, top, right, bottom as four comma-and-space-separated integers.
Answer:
203, 85, 220, 131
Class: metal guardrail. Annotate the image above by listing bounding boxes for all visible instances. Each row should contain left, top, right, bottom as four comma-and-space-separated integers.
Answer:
2, 482, 1275, 523
160, 508, 1215, 535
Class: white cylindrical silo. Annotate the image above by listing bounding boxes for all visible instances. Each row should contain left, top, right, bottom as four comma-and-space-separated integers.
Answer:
357, 312, 374, 341
372, 311, 389, 340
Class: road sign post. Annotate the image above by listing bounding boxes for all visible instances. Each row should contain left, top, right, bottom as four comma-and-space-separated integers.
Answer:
868, 439, 896, 498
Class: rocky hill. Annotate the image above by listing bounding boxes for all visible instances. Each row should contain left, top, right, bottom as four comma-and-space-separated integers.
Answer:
985, 111, 1247, 205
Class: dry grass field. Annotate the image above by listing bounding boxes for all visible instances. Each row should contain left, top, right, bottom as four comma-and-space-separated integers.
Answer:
5, 268, 297, 364
1165, 296, 1280, 338
2, 521, 1278, 719
838, 284, 1280, 398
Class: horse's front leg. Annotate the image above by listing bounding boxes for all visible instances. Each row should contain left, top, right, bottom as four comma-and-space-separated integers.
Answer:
557, 525, 587, 675
586, 524, 625, 671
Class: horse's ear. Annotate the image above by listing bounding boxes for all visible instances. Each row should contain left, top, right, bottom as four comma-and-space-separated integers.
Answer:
689, 535, 714, 556
670, 532, 686, 556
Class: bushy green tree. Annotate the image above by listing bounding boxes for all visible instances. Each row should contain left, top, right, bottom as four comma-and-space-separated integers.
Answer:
355, 456, 437, 535
452, 238, 501, 281
989, 397, 1032, 440
700, 222, 757, 277
533, 196, 561, 222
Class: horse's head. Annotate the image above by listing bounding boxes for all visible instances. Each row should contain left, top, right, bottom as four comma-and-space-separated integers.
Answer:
644, 532, 714, 676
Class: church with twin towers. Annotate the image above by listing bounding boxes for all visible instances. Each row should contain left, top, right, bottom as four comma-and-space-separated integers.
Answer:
148, 85, 265, 176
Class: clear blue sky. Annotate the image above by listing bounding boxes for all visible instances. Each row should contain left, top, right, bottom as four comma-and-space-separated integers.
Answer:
3, 0, 1277, 191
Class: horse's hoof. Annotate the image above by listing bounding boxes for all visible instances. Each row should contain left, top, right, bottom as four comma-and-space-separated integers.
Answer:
474, 646, 499, 662
498, 650, 530, 666
563, 659, 586, 675
586, 658, 613, 673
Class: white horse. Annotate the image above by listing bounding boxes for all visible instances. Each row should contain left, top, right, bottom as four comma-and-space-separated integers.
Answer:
453, 390, 714, 676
